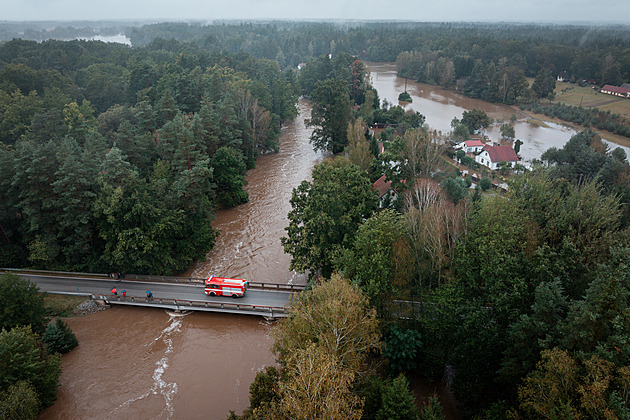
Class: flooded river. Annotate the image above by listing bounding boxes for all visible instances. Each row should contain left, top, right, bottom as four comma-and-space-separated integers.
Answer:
41, 64, 615, 420
39, 307, 275, 419
184, 100, 325, 284
367, 62, 630, 160
39, 100, 322, 420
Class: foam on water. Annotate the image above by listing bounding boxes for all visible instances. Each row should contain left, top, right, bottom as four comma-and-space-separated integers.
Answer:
107, 315, 182, 419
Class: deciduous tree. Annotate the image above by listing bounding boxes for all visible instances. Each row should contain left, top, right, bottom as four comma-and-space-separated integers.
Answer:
347, 118, 373, 172
273, 274, 381, 374
0, 325, 60, 407
278, 345, 363, 420
0, 274, 47, 335
281, 160, 377, 278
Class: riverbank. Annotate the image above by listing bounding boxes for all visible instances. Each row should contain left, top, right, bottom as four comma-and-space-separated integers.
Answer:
43, 294, 96, 317
517, 107, 630, 149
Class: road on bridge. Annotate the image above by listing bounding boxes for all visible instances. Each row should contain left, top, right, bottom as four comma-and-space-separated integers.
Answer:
18, 273, 296, 311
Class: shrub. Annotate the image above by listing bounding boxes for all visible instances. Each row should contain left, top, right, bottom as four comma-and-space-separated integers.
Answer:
42, 319, 78, 354
384, 325, 422, 374
0, 380, 40, 420
0, 326, 61, 407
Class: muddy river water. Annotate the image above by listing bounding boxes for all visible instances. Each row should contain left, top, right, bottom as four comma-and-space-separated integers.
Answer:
41, 64, 617, 420
367, 62, 630, 160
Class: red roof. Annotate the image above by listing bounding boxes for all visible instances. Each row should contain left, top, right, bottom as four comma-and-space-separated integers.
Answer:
482, 145, 519, 163
373, 175, 392, 198
464, 139, 484, 147
602, 85, 630, 95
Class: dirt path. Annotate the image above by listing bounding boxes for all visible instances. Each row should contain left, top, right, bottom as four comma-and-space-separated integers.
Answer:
586, 98, 625, 108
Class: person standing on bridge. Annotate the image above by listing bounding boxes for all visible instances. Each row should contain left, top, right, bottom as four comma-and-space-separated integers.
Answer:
112, 287, 117, 295
122, 290, 126, 297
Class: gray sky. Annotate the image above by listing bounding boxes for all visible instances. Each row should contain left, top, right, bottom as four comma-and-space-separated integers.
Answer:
2, 0, 629, 23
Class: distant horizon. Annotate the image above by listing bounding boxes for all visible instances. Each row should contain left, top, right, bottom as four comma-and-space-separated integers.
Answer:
1, 18, 629, 27
3, 0, 629, 25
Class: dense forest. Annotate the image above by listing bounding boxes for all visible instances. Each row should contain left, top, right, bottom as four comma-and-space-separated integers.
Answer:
0, 37, 299, 274
2, 21, 630, 419
3, 21, 629, 82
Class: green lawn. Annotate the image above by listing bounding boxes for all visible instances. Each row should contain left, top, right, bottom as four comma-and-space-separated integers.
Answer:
43, 294, 89, 317
553, 81, 630, 120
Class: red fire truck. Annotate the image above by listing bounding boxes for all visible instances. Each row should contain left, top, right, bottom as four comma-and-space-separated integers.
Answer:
204, 276, 248, 298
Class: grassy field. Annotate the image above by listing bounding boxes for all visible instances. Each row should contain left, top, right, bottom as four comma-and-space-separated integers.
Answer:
520, 79, 630, 148
552, 81, 630, 120
43, 293, 89, 317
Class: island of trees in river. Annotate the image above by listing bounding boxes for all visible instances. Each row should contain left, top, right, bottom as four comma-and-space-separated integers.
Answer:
1, 20, 630, 419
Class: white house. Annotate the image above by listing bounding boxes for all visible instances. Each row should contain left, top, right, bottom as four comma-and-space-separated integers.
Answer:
457, 139, 485, 154
475, 145, 519, 170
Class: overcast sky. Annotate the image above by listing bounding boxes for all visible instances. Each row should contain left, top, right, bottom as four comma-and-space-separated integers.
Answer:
2, 0, 629, 24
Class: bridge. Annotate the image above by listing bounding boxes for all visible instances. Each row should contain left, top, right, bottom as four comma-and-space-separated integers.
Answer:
3, 269, 306, 319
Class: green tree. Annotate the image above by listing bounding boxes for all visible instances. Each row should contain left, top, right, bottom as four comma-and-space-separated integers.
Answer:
479, 177, 492, 191
334, 209, 405, 313
450, 117, 470, 141
383, 325, 422, 374
0, 274, 47, 335
11, 140, 61, 267
500, 123, 515, 141
531, 67, 556, 98
600, 55, 623, 86
0, 325, 61, 407
560, 247, 630, 364
211, 146, 248, 208
420, 394, 446, 420
440, 177, 468, 204
0, 89, 44, 145
376, 374, 420, 420
52, 137, 101, 269
461, 109, 490, 134
514, 139, 523, 155
42, 319, 78, 354
0, 380, 40, 420
281, 160, 378, 278
247, 366, 281, 414
347, 118, 373, 172
306, 78, 352, 154
499, 279, 569, 385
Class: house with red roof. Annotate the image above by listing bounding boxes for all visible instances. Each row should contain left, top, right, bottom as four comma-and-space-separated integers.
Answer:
600, 85, 630, 98
457, 139, 485, 154
475, 145, 519, 170
373, 175, 396, 208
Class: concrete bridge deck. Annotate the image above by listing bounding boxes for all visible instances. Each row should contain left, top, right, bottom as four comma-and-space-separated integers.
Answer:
3, 269, 306, 319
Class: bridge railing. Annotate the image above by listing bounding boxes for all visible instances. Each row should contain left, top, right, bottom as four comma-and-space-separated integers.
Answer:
2, 268, 307, 291
94, 293, 289, 317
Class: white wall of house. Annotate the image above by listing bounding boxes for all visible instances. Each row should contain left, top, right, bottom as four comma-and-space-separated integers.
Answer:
475, 151, 498, 170
475, 151, 517, 170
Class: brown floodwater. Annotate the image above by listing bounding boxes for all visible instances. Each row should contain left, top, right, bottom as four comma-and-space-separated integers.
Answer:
183, 99, 325, 284
367, 62, 630, 161
38, 307, 275, 419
